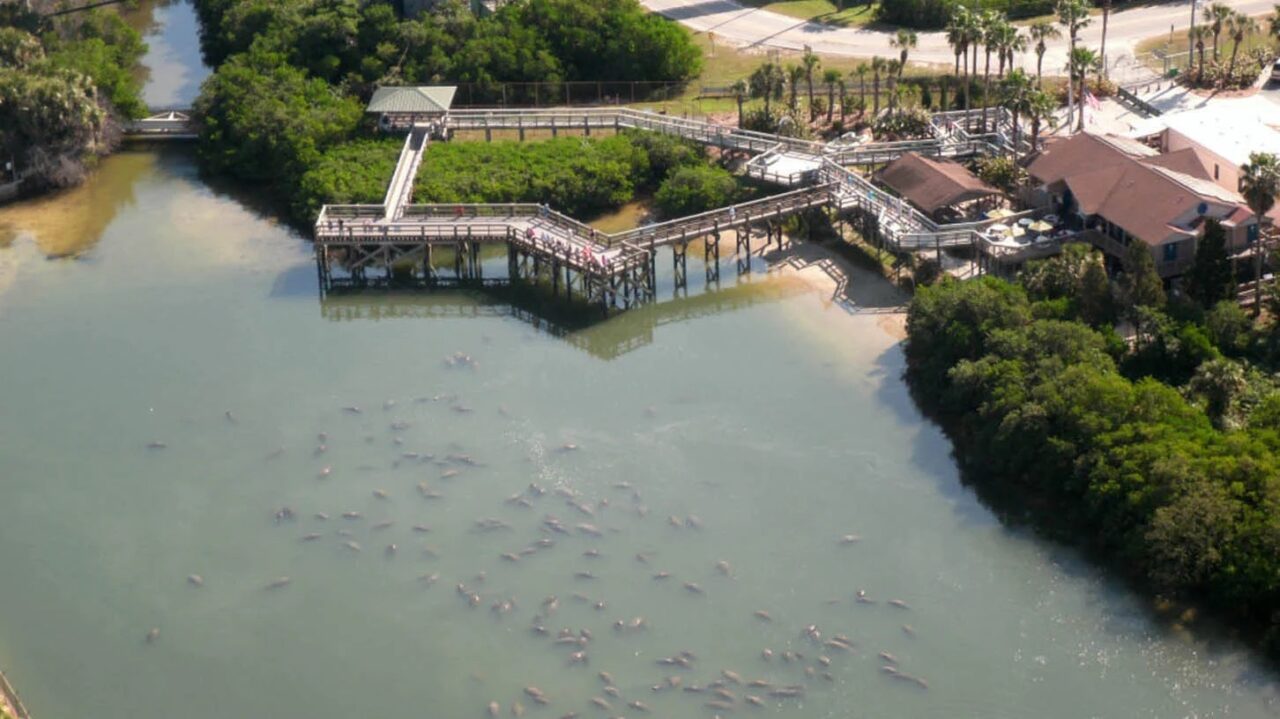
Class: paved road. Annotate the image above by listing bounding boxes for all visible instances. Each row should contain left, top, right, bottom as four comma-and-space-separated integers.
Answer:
643, 0, 1276, 78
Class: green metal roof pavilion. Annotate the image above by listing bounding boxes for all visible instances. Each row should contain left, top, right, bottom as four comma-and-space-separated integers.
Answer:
366, 86, 457, 115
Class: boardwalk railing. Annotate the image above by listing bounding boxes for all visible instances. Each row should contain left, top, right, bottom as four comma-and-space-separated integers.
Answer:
315, 105, 1039, 304
612, 184, 837, 249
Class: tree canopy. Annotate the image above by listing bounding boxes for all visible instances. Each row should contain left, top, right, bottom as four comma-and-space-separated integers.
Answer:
905, 266, 1280, 659
0, 10, 145, 190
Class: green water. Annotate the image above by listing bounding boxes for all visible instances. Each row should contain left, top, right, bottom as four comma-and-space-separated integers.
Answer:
0, 4, 1277, 719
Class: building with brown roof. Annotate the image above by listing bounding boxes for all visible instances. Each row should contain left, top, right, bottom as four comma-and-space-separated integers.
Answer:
874, 152, 1001, 221
1026, 133, 1257, 278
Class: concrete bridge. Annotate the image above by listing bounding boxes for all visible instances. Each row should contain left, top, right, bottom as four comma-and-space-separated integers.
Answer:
121, 109, 196, 141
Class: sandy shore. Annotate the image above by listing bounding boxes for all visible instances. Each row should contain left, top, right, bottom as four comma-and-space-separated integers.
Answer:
706, 229, 909, 340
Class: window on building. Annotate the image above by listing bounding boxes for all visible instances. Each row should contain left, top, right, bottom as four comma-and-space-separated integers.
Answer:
1214, 164, 1220, 180
1163, 241, 1179, 263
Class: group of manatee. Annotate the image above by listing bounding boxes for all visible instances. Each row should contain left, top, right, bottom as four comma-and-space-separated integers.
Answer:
143, 350, 927, 717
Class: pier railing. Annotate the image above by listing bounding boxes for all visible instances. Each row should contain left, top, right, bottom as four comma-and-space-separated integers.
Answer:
611, 184, 837, 249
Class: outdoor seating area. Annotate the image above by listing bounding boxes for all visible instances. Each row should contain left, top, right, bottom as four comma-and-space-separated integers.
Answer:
979, 210, 1064, 249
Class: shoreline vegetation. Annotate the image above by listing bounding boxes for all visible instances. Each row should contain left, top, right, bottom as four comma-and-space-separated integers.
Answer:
0, 3, 146, 195
0, 666, 28, 719
904, 244, 1280, 661
295, 131, 752, 226
190, 0, 705, 222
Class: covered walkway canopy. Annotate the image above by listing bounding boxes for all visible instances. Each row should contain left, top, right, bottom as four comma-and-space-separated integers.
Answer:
874, 152, 1000, 217
367, 86, 457, 134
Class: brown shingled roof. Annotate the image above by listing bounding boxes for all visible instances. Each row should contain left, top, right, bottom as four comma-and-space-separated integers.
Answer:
1026, 132, 1156, 188
873, 153, 1000, 214
1143, 147, 1215, 181
1027, 132, 1254, 247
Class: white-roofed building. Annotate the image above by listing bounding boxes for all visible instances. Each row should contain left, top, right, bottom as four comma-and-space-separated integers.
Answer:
1129, 101, 1280, 195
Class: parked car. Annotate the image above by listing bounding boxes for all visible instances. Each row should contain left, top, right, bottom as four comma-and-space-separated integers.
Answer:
1271, 59, 1280, 83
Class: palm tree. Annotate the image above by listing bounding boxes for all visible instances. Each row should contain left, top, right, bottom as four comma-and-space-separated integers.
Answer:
979, 11, 1002, 131
1068, 46, 1100, 132
999, 68, 1035, 162
731, 79, 748, 128
1056, 0, 1091, 134
786, 63, 805, 112
967, 12, 983, 105
1189, 25, 1210, 80
945, 7, 973, 112
1205, 2, 1234, 60
870, 56, 886, 116
802, 48, 821, 120
1241, 151, 1280, 316
886, 59, 902, 110
891, 28, 918, 82
836, 76, 847, 123
1225, 12, 1258, 85
748, 62, 784, 116
1028, 88, 1057, 151
1028, 21, 1060, 88
1099, 0, 1112, 79
998, 24, 1026, 78
823, 68, 841, 123
852, 64, 869, 116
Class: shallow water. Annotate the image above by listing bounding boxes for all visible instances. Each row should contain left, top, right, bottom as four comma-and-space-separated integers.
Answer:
587, 200, 653, 234
0, 4, 1278, 719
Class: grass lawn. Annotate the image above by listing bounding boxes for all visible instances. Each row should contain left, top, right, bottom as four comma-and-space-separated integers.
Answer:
736, 0, 880, 27
1135, 18, 1278, 73
693, 33, 947, 87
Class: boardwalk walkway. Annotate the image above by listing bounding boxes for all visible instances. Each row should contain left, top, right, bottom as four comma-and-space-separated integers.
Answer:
316, 107, 1037, 313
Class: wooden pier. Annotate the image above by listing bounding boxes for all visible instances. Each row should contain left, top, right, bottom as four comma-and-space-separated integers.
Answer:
314, 107, 1034, 314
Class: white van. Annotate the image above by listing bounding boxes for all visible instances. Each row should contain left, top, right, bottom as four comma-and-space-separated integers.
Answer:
1271, 59, 1280, 83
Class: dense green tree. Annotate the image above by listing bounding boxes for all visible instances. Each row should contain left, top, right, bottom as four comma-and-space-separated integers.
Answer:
1186, 218, 1234, 307
0, 12, 145, 189
1122, 240, 1166, 311
653, 165, 737, 219
1186, 357, 1249, 428
0, 65, 105, 188
1020, 242, 1095, 300
194, 47, 363, 184
1079, 258, 1114, 327
1204, 300, 1251, 356
903, 274, 1280, 660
